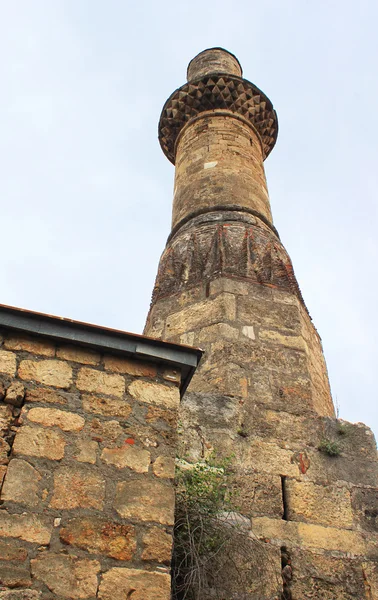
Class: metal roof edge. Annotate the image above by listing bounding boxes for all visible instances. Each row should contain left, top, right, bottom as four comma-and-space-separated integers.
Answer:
0, 304, 203, 396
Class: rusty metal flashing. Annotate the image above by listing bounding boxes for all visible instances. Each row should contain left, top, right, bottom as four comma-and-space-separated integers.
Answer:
0, 304, 203, 396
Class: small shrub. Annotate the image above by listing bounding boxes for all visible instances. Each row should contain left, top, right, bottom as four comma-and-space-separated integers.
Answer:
318, 438, 341, 457
172, 454, 280, 599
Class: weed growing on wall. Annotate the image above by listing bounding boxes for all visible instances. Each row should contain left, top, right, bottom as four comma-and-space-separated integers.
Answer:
171, 454, 280, 600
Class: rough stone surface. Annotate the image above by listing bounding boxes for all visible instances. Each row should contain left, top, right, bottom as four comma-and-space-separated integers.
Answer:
26, 406, 85, 431
56, 344, 100, 364
0, 592, 40, 600
142, 526, 172, 563
25, 387, 68, 405
101, 445, 151, 472
104, 355, 157, 377
114, 480, 174, 524
0, 566, 31, 588
286, 479, 353, 528
75, 438, 98, 464
98, 567, 171, 600
128, 380, 179, 409
76, 367, 125, 398
82, 394, 131, 418
13, 425, 65, 460
18, 359, 72, 388
4, 382, 25, 407
1, 458, 41, 505
60, 516, 137, 560
4, 335, 55, 356
152, 455, 175, 478
0, 351, 16, 376
31, 553, 100, 599
0, 511, 52, 544
50, 466, 105, 509
0, 539, 28, 561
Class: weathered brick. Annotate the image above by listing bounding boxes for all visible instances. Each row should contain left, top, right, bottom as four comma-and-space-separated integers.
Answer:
142, 527, 172, 563
76, 367, 125, 398
26, 406, 85, 431
13, 425, 65, 460
128, 380, 179, 409
101, 445, 150, 472
0, 511, 52, 544
60, 516, 136, 560
82, 394, 131, 418
0, 351, 16, 376
4, 335, 55, 357
50, 465, 105, 509
153, 456, 175, 478
18, 359, 72, 388
31, 553, 100, 599
75, 438, 98, 464
1, 458, 41, 505
56, 344, 100, 365
114, 480, 174, 525
104, 355, 157, 377
98, 567, 171, 600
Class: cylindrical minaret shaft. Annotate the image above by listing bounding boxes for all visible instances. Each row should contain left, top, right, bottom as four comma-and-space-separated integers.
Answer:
144, 47, 378, 600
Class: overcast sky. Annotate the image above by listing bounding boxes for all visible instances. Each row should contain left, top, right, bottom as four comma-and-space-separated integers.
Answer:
1, 1, 377, 440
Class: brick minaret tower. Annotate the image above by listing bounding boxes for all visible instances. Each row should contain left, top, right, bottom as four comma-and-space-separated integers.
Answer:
145, 49, 378, 598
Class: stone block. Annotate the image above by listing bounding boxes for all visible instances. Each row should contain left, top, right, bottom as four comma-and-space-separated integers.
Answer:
101, 445, 150, 472
76, 367, 125, 398
89, 418, 124, 444
0, 405, 13, 436
165, 293, 236, 336
230, 471, 283, 518
362, 561, 378, 599
252, 516, 372, 556
50, 465, 105, 509
141, 526, 172, 563
82, 394, 132, 419
209, 277, 249, 296
153, 456, 175, 478
238, 295, 301, 332
285, 479, 353, 528
60, 516, 136, 560
26, 406, 85, 431
258, 329, 306, 351
25, 387, 68, 405
128, 380, 179, 409
13, 425, 65, 460
289, 548, 366, 599
74, 438, 98, 464
31, 553, 100, 599
98, 567, 171, 600
104, 355, 157, 377
18, 359, 72, 388
0, 566, 31, 588
56, 345, 100, 365
4, 335, 55, 357
0, 592, 40, 600
351, 487, 378, 532
114, 480, 174, 524
0, 539, 28, 561
0, 511, 52, 544
4, 382, 25, 407
195, 322, 239, 343
1, 458, 41, 505
0, 351, 16, 376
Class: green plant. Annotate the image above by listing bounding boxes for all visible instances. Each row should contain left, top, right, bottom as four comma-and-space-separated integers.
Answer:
172, 454, 280, 600
318, 438, 341, 457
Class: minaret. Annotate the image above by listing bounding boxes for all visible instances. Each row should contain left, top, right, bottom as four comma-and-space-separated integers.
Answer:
145, 49, 378, 598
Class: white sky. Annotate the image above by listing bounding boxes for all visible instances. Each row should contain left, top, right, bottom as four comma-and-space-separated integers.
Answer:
0, 1, 377, 440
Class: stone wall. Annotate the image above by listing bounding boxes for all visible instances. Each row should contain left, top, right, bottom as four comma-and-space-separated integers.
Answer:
0, 331, 181, 600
